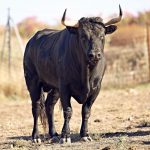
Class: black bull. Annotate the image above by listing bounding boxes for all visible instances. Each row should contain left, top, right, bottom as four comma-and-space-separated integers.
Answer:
23, 6, 122, 143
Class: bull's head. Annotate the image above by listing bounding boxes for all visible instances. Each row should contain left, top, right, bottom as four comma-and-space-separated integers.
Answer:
61, 5, 122, 66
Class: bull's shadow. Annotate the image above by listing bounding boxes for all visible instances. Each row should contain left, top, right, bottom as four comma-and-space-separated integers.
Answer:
7, 135, 32, 141
99, 130, 150, 138
7, 133, 80, 143
7, 130, 150, 143
142, 141, 150, 145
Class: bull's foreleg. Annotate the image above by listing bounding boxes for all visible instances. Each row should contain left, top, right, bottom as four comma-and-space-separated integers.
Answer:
45, 89, 59, 143
60, 107, 72, 144
59, 85, 72, 144
80, 100, 93, 142
80, 87, 100, 142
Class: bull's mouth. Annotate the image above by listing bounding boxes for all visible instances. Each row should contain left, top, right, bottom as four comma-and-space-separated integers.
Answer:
88, 59, 99, 66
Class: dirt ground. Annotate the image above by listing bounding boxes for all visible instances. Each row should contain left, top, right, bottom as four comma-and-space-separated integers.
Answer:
0, 84, 150, 150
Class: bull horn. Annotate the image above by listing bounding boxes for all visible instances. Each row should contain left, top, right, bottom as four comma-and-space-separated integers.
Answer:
104, 4, 122, 26
61, 9, 79, 27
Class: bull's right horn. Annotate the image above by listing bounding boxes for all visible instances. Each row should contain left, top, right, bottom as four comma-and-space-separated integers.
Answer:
61, 9, 79, 28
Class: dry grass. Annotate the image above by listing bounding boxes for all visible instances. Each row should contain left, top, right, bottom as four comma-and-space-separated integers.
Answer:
110, 25, 146, 47
0, 63, 28, 101
0, 35, 28, 101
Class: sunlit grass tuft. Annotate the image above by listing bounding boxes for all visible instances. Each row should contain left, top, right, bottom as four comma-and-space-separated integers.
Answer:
0, 62, 28, 101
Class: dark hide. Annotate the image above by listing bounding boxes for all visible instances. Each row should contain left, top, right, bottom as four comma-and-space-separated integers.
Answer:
23, 17, 117, 142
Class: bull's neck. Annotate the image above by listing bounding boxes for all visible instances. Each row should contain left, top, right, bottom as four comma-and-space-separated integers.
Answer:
69, 33, 90, 92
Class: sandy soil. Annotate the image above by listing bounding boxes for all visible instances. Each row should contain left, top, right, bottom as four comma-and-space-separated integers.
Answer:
0, 84, 150, 150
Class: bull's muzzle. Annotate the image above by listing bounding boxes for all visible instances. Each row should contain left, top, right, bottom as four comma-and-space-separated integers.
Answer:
88, 51, 101, 65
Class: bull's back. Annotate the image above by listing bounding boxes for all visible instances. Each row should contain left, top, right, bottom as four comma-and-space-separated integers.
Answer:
24, 28, 60, 61
23, 29, 63, 88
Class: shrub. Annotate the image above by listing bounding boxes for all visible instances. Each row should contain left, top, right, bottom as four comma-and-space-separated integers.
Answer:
109, 25, 145, 47
18, 16, 49, 38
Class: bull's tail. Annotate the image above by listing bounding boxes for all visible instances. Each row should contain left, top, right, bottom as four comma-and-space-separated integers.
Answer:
39, 91, 47, 133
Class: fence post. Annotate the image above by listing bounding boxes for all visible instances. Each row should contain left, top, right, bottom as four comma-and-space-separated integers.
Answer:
7, 8, 11, 75
146, 23, 150, 81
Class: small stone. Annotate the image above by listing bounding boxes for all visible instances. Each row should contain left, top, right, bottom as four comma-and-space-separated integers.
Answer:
128, 146, 136, 150
94, 119, 101, 123
126, 125, 133, 130
128, 116, 133, 121
102, 146, 111, 150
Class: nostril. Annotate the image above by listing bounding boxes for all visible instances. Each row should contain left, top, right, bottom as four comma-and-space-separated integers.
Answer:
97, 53, 101, 59
88, 53, 94, 59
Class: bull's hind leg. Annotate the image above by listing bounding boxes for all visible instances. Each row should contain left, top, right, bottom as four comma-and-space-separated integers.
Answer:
25, 75, 44, 143
45, 89, 59, 143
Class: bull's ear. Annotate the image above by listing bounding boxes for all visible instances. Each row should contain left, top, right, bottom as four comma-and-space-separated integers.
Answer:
66, 27, 78, 34
105, 25, 117, 34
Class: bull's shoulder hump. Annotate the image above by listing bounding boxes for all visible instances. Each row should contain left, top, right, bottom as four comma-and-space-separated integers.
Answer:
34, 28, 61, 39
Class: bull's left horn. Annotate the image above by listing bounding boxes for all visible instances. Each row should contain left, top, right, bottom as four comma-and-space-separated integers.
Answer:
104, 4, 122, 26
61, 9, 79, 27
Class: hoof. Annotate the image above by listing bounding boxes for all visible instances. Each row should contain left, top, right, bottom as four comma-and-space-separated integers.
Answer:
48, 136, 60, 143
33, 138, 42, 144
59, 138, 71, 144
80, 136, 93, 142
